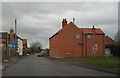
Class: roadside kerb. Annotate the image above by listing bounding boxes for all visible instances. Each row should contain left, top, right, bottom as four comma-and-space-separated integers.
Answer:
2, 55, 28, 71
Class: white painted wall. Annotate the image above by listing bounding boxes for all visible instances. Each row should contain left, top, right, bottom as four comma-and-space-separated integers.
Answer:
17, 38, 23, 56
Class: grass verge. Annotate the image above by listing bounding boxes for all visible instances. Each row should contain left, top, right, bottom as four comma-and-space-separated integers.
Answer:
59, 57, 119, 60
86, 60, 120, 68
58, 57, 120, 68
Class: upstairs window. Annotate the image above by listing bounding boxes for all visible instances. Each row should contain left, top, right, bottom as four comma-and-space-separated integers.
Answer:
0, 44, 2, 47
87, 35, 91, 39
76, 35, 80, 39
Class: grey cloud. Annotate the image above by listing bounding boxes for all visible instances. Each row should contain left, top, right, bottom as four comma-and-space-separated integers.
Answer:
0, 2, 2, 31
2, 2, 118, 48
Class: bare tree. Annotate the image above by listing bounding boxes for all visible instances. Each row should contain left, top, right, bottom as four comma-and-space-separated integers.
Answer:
113, 32, 120, 56
29, 41, 43, 54
114, 33, 118, 41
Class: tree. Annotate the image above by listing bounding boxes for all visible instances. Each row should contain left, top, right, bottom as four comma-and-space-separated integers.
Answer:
29, 41, 43, 54
114, 32, 120, 42
112, 32, 120, 56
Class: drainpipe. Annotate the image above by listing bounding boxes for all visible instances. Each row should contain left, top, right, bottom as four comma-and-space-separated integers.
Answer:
82, 29, 84, 57
72, 30, 75, 57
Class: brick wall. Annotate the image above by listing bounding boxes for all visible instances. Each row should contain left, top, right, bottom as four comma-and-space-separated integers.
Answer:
49, 19, 107, 58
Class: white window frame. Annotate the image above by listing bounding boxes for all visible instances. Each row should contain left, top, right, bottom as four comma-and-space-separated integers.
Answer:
87, 35, 91, 39
76, 35, 80, 39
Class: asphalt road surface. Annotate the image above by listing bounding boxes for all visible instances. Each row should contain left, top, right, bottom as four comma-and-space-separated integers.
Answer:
2, 54, 117, 76
0, 63, 2, 77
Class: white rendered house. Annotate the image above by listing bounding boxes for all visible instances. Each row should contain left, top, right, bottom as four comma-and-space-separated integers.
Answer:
17, 38, 23, 56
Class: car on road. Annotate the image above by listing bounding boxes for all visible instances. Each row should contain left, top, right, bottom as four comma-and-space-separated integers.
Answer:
27, 53, 30, 56
38, 51, 44, 57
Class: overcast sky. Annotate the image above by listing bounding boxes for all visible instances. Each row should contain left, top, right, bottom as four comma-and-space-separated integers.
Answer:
2, 2, 118, 48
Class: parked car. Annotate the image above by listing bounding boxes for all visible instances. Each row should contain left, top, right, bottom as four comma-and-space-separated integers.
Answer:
27, 53, 30, 56
38, 52, 44, 57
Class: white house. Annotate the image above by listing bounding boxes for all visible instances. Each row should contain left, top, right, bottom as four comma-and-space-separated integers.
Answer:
17, 38, 23, 56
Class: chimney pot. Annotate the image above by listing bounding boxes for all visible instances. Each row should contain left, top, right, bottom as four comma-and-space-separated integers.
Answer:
92, 26, 95, 30
62, 19, 67, 28
10, 28, 14, 33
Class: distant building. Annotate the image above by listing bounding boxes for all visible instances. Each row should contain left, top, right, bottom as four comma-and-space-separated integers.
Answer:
49, 19, 116, 58
42, 48, 49, 57
105, 36, 116, 46
0, 32, 8, 60
22, 39, 28, 55
0, 28, 28, 60
17, 37, 23, 56
0, 32, 8, 52
104, 36, 117, 56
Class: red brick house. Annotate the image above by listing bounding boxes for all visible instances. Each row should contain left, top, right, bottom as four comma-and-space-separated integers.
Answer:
42, 48, 49, 57
22, 39, 28, 55
0, 32, 8, 52
0, 32, 9, 60
0, 28, 28, 60
49, 19, 116, 58
104, 36, 116, 45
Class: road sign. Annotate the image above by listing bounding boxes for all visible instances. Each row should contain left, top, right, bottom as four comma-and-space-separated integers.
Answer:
8, 44, 12, 47
12, 42, 17, 45
92, 45, 98, 52
12, 42, 17, 48
12, 45, 17, 48
92, 44, 98, 59
0, 44, 2, 47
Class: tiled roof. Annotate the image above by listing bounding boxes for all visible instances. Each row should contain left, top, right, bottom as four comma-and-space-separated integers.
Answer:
49, 22, 105, 39
81, 28, 105, 34
104, 36, 116, 45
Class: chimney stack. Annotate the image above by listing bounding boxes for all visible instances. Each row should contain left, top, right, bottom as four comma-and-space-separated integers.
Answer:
62, 19, 67, 28
10, 28, 14, 43
10, 28, 14, 34
92, 26, 95, 30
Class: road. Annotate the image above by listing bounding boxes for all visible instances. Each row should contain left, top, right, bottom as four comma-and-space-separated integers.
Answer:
2, 54, 117, 76
0, 62, 2, 77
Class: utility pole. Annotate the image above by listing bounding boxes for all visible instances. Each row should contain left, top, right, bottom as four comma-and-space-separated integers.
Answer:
15, 19, 17, 56
15, 19, 17, 41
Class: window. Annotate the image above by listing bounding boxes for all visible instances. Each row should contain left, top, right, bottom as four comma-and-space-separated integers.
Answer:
87, 35, 91, 39
76, 35, 80, 39
0, 44, 2, 47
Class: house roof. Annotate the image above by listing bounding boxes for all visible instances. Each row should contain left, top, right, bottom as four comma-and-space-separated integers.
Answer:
104, 36, 116, 45
0, 32, 8, 39
49, 31, 59, 39
81, 28, 105, 35
49, 22, 76, 39
49, 22, 105, 39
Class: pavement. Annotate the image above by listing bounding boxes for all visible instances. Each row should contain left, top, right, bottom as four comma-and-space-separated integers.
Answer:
0, 62, 2, 77
2, 54, 118, 76
2, 55, 27, 71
